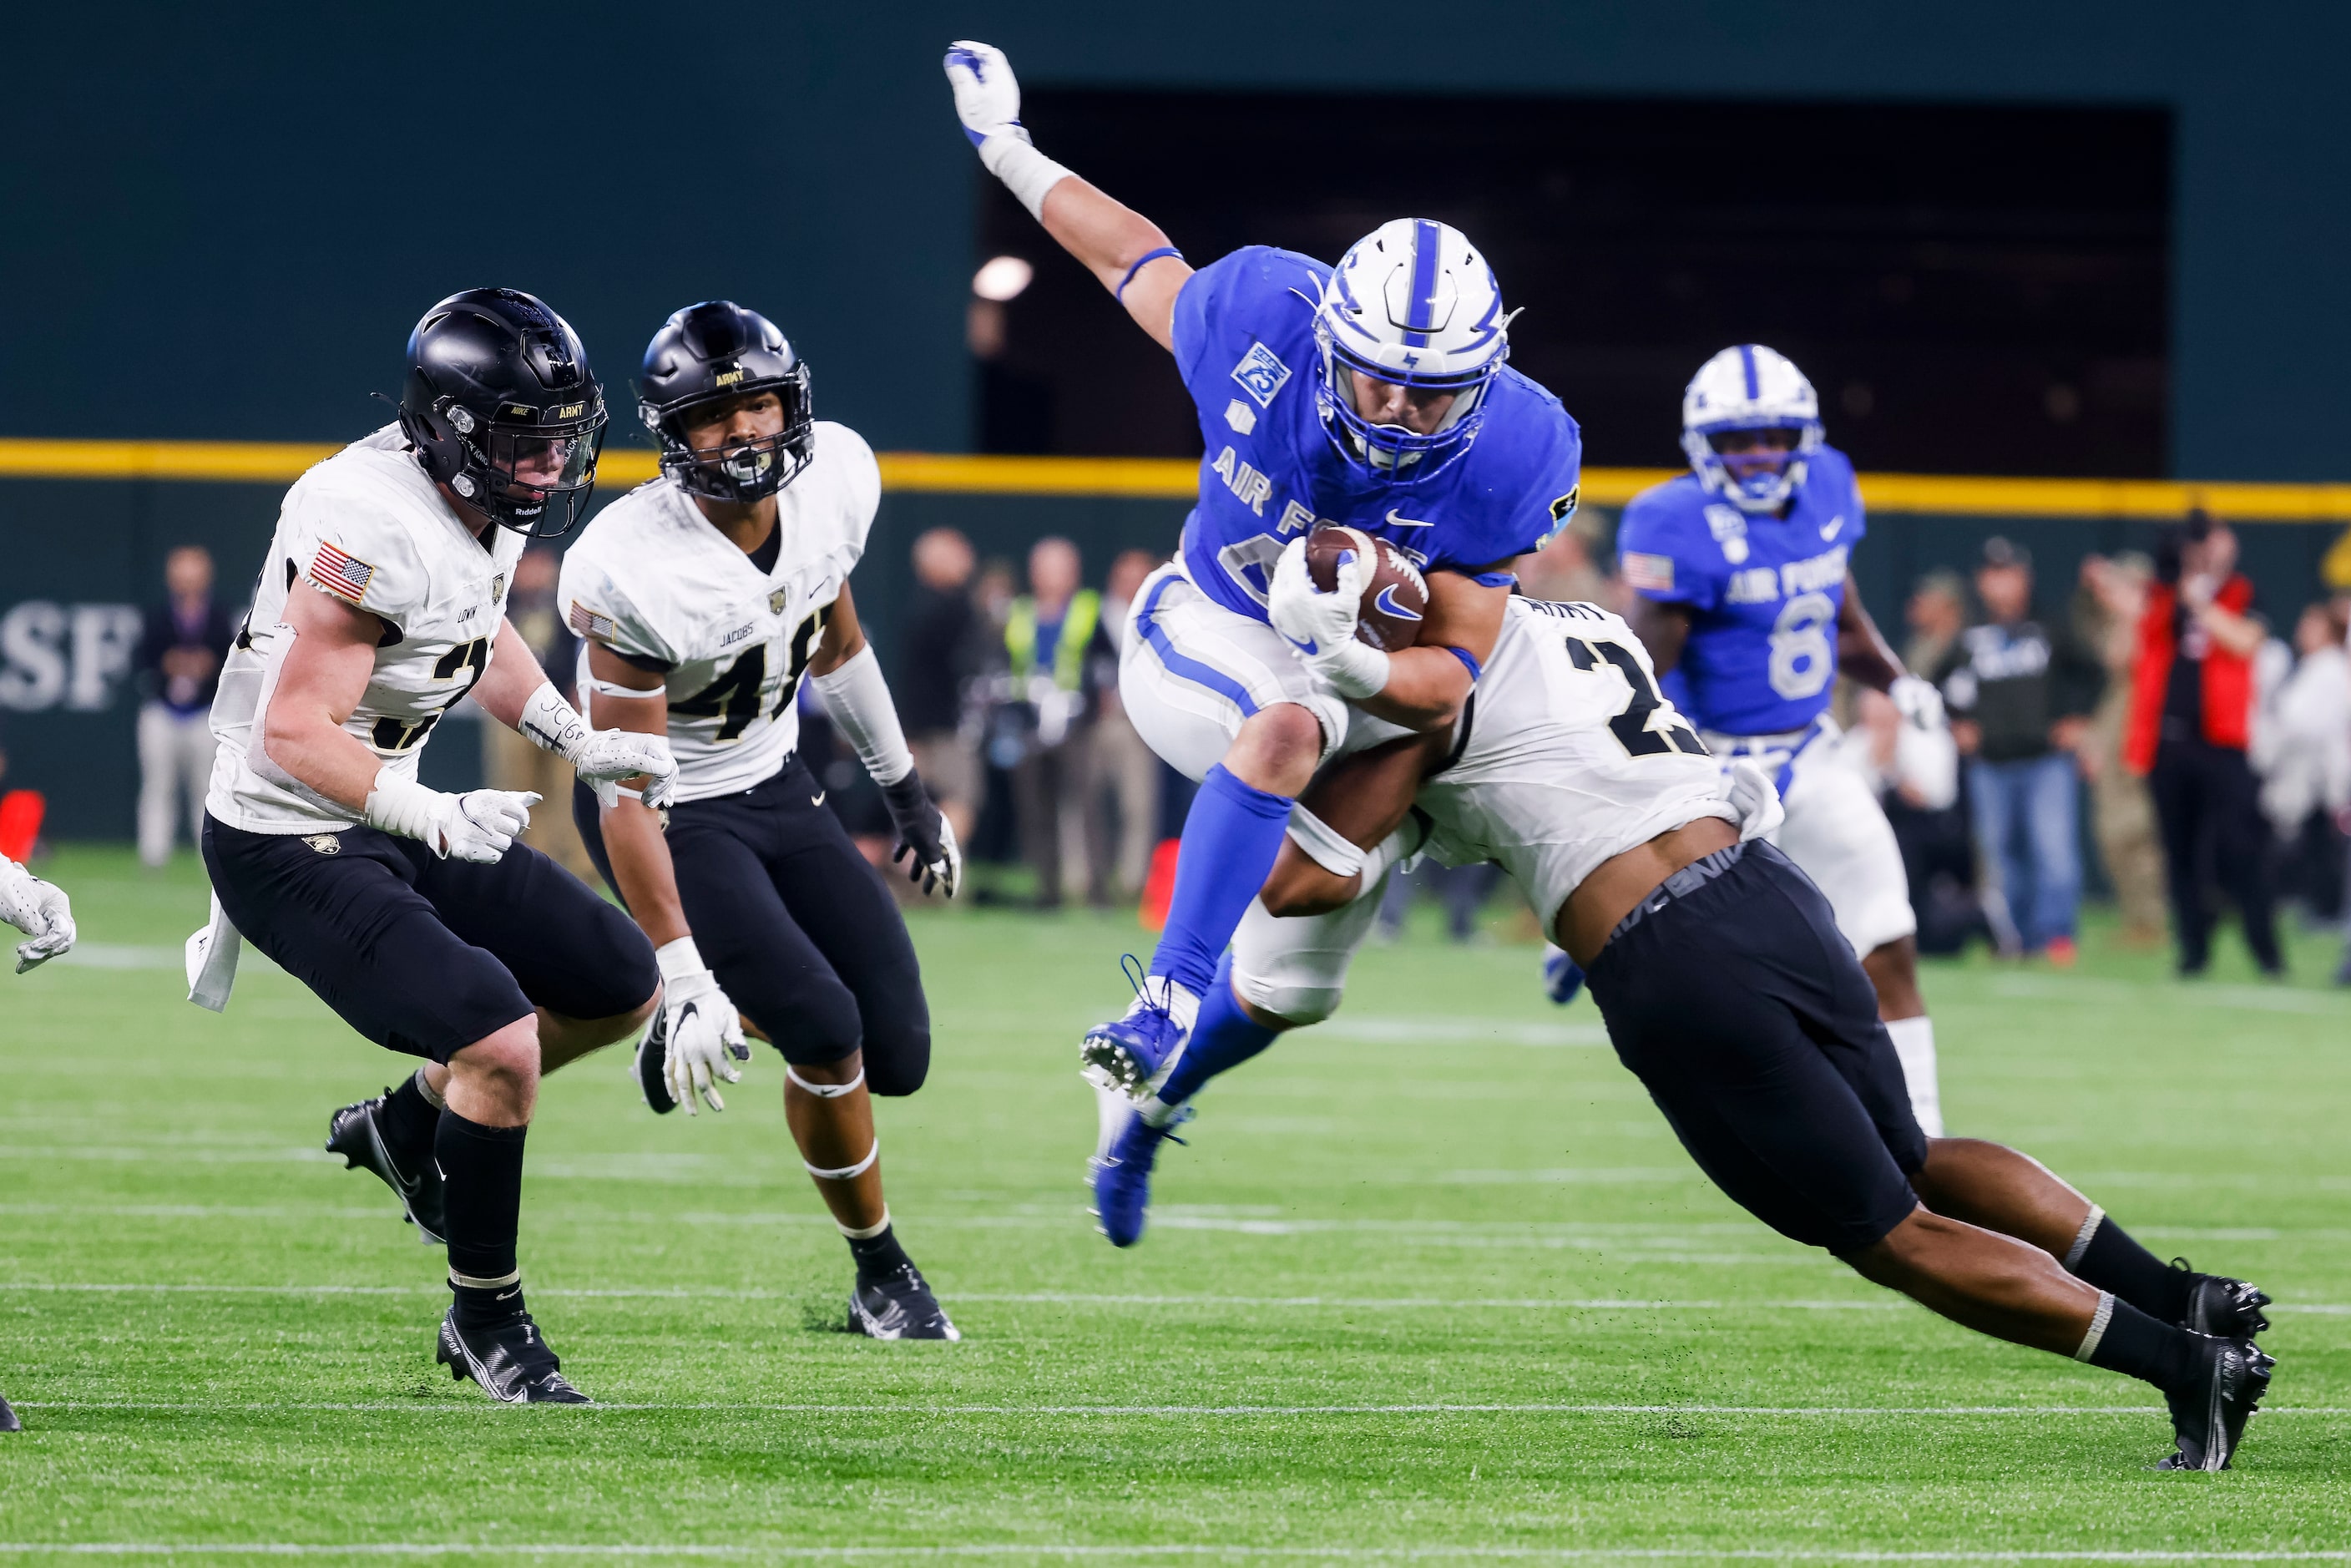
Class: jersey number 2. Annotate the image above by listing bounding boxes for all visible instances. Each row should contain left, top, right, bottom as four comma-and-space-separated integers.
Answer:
372, 636, 489, 753
1563, 637, 1706, 758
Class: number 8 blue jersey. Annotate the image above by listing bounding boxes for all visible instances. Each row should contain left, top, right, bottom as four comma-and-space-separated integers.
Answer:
1614, 446, 1867, 737
1170, 247, 1583, 620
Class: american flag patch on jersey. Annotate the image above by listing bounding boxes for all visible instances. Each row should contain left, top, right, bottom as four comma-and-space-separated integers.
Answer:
307, 541, 376, 606
568, 599, 616, 643
1620, 550, 1676, 593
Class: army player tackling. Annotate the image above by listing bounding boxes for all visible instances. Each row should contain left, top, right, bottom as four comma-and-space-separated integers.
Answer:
943, 42, 1582, 1104
203, 290, 675, 1403
560, 302, 961, 1341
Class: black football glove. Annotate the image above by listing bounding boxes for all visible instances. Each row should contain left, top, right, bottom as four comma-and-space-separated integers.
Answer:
881, 771, 961, 898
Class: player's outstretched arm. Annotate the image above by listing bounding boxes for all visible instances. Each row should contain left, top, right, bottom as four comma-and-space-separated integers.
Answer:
480, 618, 677, 809
0, 853, 74, 973
944, 41, 1192, 351
583, 645, 745, 1114
807, 584, 960, 897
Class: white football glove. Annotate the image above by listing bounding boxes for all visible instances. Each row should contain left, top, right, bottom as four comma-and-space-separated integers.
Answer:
655, 938, 747, 1116
943, 40, 1026, 146
1268, 537, 1388, 700
0, 857, 74, 974
1888, 673, 1947, 732
364, 771, 538, 865
520, 682, 678, 809
1722, 758, 1785, 843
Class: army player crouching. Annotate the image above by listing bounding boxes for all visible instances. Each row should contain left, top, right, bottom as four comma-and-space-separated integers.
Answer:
1, 852, 76, 1430
559, 301, 961, 1341
205, 290, 676, 1403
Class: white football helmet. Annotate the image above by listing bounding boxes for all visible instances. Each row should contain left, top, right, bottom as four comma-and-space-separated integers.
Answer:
1680, 344, 1824, 514
1313, 218, 1514, 481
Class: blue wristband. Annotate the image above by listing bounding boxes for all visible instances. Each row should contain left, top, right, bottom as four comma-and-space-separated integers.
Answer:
1443, 645, 1483, 683
1115, 246, 1186, 302
1469, 571, 1519, 589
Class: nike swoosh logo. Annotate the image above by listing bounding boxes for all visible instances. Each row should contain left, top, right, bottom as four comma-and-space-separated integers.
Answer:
1373, 584, 1423, 621
811, 792, 827, 807
1385, 508, 1434, 528
1821, 516, 1843, 539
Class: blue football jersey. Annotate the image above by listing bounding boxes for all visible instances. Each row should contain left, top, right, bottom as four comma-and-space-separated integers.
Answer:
1169, 246, 1583, 622
1615, 446, 1867, 736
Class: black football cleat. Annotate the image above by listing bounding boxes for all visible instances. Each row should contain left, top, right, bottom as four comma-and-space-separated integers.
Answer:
2174, 1258, 2272, 1339
2158, 1335, 2273, 1471
327, 1094, 445, 1245
0, 1393, 19, 1432
633, 1010, 678, 1115
435, 1308, 589, 1404
850, 1260, 961, 1342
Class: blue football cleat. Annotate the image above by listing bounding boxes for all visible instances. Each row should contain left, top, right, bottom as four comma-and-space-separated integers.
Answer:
1079, 956, 1194, 1094
1541, 945, 1585, 1006
1092, 1105, 1192, 1247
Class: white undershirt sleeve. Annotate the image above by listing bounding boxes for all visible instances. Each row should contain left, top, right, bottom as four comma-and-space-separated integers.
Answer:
811, 645, 914, 787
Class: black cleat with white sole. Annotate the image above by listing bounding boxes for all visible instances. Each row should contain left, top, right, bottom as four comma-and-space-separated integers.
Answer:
2174, 1258, 2272, 1339
0, 1393, 19, 1432
634, 1009, 678, 1115
327, 1094, 445, 1245
2158, 1335, 2273, 1471
436, 1308, 589, 1404
851, 1261, 961, 1342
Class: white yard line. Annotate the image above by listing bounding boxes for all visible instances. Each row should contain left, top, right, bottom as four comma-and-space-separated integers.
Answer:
4, 1550, 2351, 1564
13, 1399, 2348, 1418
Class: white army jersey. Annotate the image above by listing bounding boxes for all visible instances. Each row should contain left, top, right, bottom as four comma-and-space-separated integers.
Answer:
558, 422, 880, 803
207, 425, 521, 833
1415, 596, 1737, 916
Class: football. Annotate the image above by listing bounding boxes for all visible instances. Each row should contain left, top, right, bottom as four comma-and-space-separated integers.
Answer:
1302, 524, 1429, 652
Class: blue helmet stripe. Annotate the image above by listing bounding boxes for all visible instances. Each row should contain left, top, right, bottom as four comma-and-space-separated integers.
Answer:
1401, 219, 1442, 346
1739, 343, 1760, 401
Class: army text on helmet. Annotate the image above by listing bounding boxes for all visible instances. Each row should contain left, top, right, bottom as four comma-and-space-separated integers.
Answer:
638, 301, 817, 505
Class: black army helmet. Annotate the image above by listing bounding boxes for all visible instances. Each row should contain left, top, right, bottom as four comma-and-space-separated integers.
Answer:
638, 301, 815, 504
398, 288, 608, 539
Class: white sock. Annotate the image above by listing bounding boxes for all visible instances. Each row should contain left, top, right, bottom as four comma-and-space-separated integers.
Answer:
1885, 1014, 1944, 1138
1092, 1080, 1133, 1161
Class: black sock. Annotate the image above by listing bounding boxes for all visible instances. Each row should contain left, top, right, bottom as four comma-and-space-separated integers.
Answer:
2070, 1210, 2193, 1323
377, 1071, 440, 1168
847, 1225, 912, 1282
435, 1110, 527, 1312
2085, 1294, 2203, 1391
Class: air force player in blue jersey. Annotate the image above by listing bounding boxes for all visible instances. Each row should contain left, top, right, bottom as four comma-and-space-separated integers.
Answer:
944, 43, 1582, 1109
1615, 346, 1954, 1135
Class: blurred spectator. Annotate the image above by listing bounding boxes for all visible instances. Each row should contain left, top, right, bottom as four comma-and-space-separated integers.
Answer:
1903, 569, 1969, 678
2252, 601, 2351, 924
2078, 553, 2167, 947
483, 547, 594, 879
1934, 538, 2104, 962
1518, 508, 1620, 610
1084, 549, 1165, 903
1840, 686, 1980, 954
134, 545, 235, 867
968, 559, 1024, 878
899, 527, 987, 848
1005, 538, 1107, 908
2126, 512, 2281, 977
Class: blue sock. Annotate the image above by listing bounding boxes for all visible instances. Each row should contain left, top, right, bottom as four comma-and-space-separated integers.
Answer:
1158, 953, 1278, 1106
1148, 762, 1293, 999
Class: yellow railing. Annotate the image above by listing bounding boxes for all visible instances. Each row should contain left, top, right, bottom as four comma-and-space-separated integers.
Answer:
2, 437, 2348, 520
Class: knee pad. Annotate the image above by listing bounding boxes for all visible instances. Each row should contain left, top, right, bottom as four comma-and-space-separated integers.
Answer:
1231, 962, 1343, 1027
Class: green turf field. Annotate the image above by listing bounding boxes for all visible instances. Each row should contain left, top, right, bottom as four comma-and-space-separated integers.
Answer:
2, 845, 2347, 1565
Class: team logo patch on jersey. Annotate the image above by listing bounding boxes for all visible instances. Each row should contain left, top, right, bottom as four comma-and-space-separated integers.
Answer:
306, 542, 376, 607
302, 833, 341, 856
1225, 399, 1258, 435
768, 587, 789, 615
1230, 341, 1292, 408
568, 599, 617, 643
1621, 551, 1676, 593
490, 572, 507, 603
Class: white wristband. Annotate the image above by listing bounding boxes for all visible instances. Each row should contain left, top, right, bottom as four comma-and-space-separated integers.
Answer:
1314, 640, 1391, 701
363, 769, 448, 851
979, 131, 1074, 222
655, 935, 706, 984
518, 680, 590, 762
